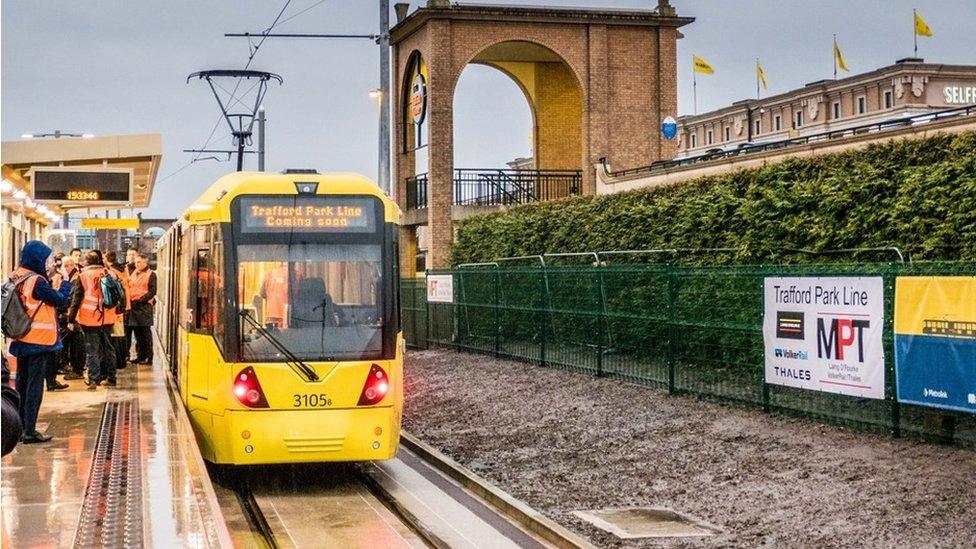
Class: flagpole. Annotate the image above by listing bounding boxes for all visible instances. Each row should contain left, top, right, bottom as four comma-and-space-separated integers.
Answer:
833, 34, 838, 80
693, 57, 698, 115
913, 8, 918, 56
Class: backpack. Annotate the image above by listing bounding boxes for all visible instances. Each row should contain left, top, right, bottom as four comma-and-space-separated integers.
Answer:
100, 272, 125, 312
1, 273, 40, 339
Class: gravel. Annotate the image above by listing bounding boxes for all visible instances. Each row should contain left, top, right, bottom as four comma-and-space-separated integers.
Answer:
402, 349, 976, 548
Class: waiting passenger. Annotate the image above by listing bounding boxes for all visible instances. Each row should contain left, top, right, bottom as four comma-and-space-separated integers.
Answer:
127, 254, 156, 365
68, 250, 117, 390
58, 257, 86, 381
7, 240, 72, 443
123, 247, 139, 358
105, 251, 129, 371
44, 253, 69, 391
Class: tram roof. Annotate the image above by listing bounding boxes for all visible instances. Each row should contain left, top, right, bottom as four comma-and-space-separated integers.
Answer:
1, 133, 162, 209
184, 171, 399, 224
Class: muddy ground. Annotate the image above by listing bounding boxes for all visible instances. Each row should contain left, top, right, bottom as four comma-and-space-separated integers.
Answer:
402, 349, 976, 548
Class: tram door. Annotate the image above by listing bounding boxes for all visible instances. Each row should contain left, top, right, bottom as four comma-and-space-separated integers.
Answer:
186, 226, 214, 402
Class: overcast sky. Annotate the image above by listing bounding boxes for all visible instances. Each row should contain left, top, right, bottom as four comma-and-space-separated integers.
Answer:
3, 0, 974, 218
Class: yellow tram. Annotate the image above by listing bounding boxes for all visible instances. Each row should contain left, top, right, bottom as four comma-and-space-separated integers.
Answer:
155, 171, 403, 465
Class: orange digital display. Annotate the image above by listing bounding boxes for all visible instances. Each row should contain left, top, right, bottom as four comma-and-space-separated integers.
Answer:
66, 190, 100, 200
239, 196, 376, 233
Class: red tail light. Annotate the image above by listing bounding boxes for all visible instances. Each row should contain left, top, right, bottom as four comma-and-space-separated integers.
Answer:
234, 367, 269, 408
358, 364, 390, 406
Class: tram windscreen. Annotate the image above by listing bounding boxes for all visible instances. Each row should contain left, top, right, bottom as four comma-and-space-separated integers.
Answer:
237, 243, 384, 361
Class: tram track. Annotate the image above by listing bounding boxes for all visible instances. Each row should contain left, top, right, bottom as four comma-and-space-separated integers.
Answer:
234, 478, 280, 549
213, 434, 594, 548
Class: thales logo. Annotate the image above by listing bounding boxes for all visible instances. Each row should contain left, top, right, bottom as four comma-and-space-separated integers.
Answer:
774, 348, 808, 360
923, 388, 948, 399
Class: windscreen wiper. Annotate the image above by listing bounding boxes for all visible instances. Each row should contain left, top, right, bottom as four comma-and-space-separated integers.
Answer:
240, 310, 319, 382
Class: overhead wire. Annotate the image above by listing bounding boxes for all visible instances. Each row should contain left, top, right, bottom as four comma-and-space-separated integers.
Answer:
158, 0, 296, 183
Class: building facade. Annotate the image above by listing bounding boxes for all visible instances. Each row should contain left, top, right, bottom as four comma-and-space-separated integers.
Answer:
677, 58, 976, 157
391, 0, 693, 272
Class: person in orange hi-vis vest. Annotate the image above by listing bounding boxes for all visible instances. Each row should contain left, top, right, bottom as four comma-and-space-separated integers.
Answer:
123, 247, 139, 361
260, 263, 289, 328
104, 251, 129, 372
126, 254, 156, 365
66, 250, 118, 390
58, 257, 86, 381
7, 240, 72, 444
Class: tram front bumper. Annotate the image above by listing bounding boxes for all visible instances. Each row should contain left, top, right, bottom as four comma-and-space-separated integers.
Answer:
212, 406, 399, 464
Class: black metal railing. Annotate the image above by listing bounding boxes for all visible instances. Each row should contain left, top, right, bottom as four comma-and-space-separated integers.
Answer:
406, 173, 429, 209
606, 104, 976, 178
405, 169, 582, 210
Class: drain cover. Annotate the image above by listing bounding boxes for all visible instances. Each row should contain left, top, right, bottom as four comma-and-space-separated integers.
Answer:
572, 507, 720, 539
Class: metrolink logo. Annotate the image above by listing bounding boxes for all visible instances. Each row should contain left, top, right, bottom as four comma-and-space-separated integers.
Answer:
817, 317, 870, 362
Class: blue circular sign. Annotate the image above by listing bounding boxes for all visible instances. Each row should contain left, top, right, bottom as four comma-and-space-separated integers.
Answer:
661, 116, 678, 140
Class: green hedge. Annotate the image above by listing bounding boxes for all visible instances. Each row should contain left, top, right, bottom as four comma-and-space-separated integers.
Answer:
451, 131, 976, 265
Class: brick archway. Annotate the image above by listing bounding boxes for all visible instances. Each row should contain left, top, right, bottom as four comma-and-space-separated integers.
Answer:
462, 41, 583, 174
392, 2, 693, 271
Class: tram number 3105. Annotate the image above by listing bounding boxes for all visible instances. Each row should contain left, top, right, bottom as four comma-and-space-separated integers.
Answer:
293, 394, 333, 408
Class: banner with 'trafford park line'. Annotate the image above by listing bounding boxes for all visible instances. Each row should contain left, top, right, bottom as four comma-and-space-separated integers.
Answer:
763, 277, 885, 399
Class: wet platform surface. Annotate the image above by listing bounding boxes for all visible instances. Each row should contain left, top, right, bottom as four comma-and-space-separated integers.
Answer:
2, 354, 231, 548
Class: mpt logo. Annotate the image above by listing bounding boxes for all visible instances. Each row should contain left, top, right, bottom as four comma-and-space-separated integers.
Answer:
817, 318, 870, 362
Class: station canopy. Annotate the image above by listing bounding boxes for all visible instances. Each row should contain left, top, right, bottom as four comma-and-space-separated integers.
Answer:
1, 133, 162, 210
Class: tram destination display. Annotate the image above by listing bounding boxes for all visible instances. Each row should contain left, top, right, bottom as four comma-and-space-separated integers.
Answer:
763, 276, 886, 399
31, 167, 132, 204
239, 195, 377, 233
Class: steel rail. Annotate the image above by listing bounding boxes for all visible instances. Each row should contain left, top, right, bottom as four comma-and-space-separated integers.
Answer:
398, 432, 598, 549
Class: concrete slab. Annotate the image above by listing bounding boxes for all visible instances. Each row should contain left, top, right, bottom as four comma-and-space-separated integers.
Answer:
572, 507, 721, 539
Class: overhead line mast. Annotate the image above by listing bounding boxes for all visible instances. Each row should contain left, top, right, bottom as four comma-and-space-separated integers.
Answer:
223, 0, 393, 195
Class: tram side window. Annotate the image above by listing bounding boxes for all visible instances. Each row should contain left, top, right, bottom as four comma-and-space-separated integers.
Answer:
184, 225, 213, 334
180, 227, 194, 330
211, 236, 225, 350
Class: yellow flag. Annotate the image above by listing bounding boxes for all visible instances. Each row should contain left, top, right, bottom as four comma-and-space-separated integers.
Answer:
834, 37, 849, 72
693, 55, 714, 75
914, 11, 933, 37
756, 60, 768, 90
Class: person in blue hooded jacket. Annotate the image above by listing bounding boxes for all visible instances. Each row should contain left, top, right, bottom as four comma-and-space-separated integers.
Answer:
7, 240, 72, 443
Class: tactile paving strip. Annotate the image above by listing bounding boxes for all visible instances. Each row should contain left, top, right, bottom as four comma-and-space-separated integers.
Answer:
74, 399, 144, 548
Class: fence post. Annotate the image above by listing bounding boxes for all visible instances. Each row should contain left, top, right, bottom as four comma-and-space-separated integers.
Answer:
666, 268, 676, 395
762, 268, 770, 412
493, 270, 501, 357
761, 379, 771, 413
539, 269, 547, 367
424, 274, 431, 349
886, 266, 901, 437
596, 268, 605, 378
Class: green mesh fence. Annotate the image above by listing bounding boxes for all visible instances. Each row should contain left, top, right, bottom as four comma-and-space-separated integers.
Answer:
400, 278, 428, 349
401, 261, 976, 447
